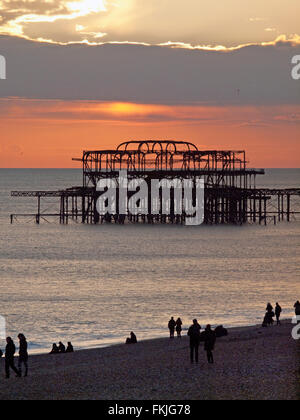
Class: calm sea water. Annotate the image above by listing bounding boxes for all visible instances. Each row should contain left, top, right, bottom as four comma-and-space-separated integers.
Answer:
0, 169, 299, 354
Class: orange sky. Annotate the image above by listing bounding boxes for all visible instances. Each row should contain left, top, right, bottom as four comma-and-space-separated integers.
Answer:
0, 2, 299, 169
0, 99, 299, 168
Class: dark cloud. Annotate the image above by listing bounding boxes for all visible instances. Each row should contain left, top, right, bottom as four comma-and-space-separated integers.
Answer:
0, 35, 299, 105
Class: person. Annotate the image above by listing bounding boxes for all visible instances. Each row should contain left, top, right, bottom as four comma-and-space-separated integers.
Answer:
266, 303, 274, 325
50, 343, 59, 354
187, 319, 201, 364
262, 313, 269, 328
126, 332, 137, 344
204, 325, 216, 364
58, 342, 66, 353
275, 303, 282, 325
5, 337, 21, 378
0, 349, 3, 358
214, 325, 228, 338
66, 342, 74, 353
175, 318, 183, 338
168, 317, 176, 339
294, 301, 300, 316
17, 334, 28, 377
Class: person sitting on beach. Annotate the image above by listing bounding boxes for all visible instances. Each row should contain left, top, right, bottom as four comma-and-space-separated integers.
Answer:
50, 343, 59, 354
17, 333, 28, 377
214, 325, 228, 338
275, 303, 282, 325
266, 303, 274, 325
126, 332, 137, 344
58, 342, 66, 353
175, 318, 183, 338
188, 319, 201, 364
294, 301, 300, 316
204, 325, 216, 364
168, 317, 176, 339
5, 337, 21, 378
66, 342, 74, 353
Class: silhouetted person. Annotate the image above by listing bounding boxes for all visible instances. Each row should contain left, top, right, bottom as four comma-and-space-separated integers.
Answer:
214, 325, 228, 338
5, 337, 21, 378
66, 342, 74, 353
175, 318, 183, 338
17, 334, 28, 377
58, 342, 66, 353
204, 325, 216, 364
188, 319, 201, 363
294, 301, 300, 316
275, 303, 282, 325
262, 313, 268, 328
0, 349, 3, 358
126, 332, 137, 344
50, 343, 59, 354
168, 317, 176, 339
266, 303, 274, 325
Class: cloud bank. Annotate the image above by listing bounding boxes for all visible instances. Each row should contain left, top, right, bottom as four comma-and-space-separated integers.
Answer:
0, 35, 299, 106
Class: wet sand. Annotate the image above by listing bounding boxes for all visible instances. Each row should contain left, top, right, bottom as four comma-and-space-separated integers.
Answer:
0, 321, 299, 400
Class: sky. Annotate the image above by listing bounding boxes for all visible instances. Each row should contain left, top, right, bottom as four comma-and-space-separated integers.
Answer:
0, 0, 299, 167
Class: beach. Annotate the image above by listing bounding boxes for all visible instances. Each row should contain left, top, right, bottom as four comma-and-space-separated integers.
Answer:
0, 321, 299, 400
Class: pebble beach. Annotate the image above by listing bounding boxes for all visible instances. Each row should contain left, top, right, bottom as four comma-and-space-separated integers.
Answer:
0, 321, 299, 400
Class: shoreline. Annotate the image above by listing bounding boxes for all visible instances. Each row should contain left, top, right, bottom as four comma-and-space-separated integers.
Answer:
10, 317, 296, 357
0, 320, 299, 400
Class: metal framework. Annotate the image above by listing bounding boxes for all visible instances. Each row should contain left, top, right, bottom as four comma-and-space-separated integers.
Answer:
10, 140, 300, 225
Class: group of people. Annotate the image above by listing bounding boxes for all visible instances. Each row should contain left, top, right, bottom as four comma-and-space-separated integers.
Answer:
0, 334, 28, 378
168, 317, 221, 364
2, 301, 299, 378
50, 341, 74, 354
188, 320, 217, 364
168, 317, 183, 339
0, 336, 75, 378
262, 301, 300, 327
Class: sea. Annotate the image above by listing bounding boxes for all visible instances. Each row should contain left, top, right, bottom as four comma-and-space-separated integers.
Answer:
0, 169, 299, 354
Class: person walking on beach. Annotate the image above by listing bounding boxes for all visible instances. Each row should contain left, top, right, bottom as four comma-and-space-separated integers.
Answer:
275, 303, 282, 325
17, 334, 28, 377
168, 317, 176, 339
188, 319, 201, 364
204, 325, 216, 364
175, 318, 183, 339
5, 337, 21, 378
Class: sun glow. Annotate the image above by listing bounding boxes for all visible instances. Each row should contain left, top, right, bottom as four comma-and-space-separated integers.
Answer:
66, 0, 106, 14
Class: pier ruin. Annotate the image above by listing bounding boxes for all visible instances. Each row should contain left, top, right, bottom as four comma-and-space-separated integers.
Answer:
10, 140, 300, 225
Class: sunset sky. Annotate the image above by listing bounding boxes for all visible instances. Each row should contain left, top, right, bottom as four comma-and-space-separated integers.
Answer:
0, 0, 299, 167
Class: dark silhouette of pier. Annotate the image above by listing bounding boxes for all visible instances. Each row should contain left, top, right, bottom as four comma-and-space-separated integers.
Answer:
10, 140, 300, 225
